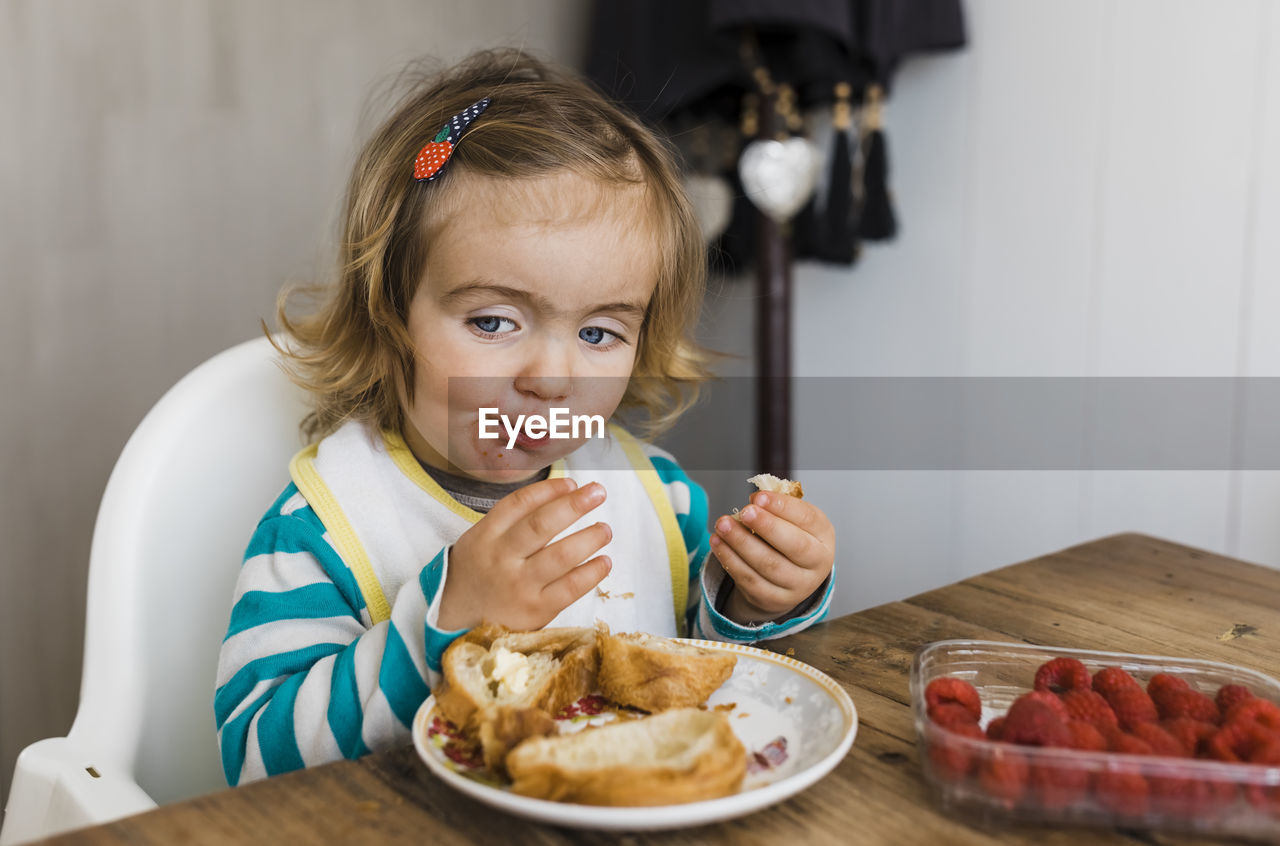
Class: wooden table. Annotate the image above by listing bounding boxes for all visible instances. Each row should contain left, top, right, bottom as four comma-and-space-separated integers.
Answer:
37, 533, 1280, 845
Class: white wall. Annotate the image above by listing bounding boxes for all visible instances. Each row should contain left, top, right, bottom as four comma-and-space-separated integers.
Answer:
785, 0, 1280, 614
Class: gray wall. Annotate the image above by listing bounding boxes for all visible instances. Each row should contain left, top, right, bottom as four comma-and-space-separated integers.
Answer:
0, 0, 588, 806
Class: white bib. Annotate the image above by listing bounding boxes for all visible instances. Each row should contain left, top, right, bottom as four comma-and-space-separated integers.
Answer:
288, 420, 688, 636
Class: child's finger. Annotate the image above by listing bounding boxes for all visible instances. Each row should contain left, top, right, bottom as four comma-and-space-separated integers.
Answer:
709, 535, 792, 613
529, 521, 612, 585
735, 504, 827, 570
749, 491, 834, 546
712, 516, 804, 591
505, 481, 606, 556
540, 555, 612, 613
484, 476, 578, 533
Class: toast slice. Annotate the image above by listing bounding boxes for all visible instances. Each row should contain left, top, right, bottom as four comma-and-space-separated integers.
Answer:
596, 625, 737, 712
435, 624, 598, 771
506, 708, 746, 805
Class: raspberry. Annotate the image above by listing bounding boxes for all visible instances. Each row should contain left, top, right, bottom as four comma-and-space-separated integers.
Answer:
1017, 690, 1071, 723
1225, 698, 1280, 731
1034, 657, 1092, 694
1249, 737, 1280, 764
925, 678, 982, 722
1060, 689, 1118, 730
1148, 766, 1235, 818
978, 746, 1029, 805
1204, 724, 1245, 761
1030, 759, 1090, 810
1160, 717, 1217, 756
1093, 666, 1142, 698
1130, 722, 1189, 758
1153, 687, 1219, 724
1245, 741, 1280, 813
1102, 687, 1159, 730
1002, 699, 1071, 748
1203, 721, 1276, 761
1246, 783, 1280, 814
1147, 672, 1190, 701
928, 720, 986, 780
1216, 684, 1254, 717
986, 716, 1006, 741
1146, 767, 1195, 815
1094, 769, 1149, 817
1245, 739, 1280, 813
929, 702, 980, 730
1104, 728, 1154, 756
1065, 720, 1107, 751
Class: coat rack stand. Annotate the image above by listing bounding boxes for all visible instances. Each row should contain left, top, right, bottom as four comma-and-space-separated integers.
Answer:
754, 88, 792, 479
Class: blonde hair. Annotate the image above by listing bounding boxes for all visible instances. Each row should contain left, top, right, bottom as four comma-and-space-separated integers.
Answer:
272, 49, 713, 443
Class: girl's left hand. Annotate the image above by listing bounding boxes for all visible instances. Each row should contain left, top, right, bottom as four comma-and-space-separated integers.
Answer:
710, 491, 835, 623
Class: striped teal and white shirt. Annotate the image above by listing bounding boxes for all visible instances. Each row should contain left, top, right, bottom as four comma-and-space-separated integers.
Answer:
215, 422, 832, 785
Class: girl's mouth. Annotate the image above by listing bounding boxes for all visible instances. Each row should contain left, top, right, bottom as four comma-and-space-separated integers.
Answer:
514, 430, 550, 450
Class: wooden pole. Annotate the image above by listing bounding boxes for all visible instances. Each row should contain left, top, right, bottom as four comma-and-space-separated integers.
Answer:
755, 89, 791, 478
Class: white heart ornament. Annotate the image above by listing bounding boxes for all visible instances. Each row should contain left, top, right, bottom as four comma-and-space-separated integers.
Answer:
683, 174, 734, 244
738, 137, 821, 223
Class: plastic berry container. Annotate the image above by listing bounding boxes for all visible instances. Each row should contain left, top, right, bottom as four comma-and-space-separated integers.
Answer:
911, 640, 1280, 840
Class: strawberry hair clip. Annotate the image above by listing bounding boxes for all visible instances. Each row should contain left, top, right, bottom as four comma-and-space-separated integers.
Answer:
412, 97, 491, 181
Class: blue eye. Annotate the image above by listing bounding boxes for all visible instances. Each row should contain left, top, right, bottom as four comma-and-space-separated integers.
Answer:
581, 326, 624, 345
469, 315, 517, 336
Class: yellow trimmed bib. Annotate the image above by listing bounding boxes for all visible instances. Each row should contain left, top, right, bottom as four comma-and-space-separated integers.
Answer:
289, 420, 689, 635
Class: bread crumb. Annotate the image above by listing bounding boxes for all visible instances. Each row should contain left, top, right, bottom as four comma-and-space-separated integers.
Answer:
785, 697, 792, 705
595, 588, 634, 601
714, 702, 736, 712
785, 648, 795, 656
738, 712, 750, 719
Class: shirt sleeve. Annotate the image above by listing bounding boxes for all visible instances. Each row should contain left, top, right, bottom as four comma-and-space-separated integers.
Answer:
214, 483, 466, 786
641, 445, 834, 643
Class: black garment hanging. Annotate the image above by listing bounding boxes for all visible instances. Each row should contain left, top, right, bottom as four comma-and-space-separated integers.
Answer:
586, 0, 966, 268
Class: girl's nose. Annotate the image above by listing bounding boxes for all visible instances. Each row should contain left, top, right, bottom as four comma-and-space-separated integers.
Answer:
513, 339, 572, 401
514, 373, 571, 401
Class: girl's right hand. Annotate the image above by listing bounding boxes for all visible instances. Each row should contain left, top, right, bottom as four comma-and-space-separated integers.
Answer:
435, 477, 612, 632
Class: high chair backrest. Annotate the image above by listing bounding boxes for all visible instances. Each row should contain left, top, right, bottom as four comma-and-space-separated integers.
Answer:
67, 335, 309, 804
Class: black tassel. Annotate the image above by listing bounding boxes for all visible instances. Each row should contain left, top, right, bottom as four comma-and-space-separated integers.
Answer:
858, 84, 897, 241
858, 126, 896, 240
818, 123, 859, 263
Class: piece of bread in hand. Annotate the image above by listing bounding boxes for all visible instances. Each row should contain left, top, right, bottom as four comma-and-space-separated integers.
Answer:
747, 473, 803, 499
435, 624, 598, 771
506, 708, 746, 805
732, 473, 803, 523
596, 624, 736, 712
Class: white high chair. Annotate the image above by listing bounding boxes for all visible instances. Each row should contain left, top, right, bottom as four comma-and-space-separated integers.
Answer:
1, 336, 310, 844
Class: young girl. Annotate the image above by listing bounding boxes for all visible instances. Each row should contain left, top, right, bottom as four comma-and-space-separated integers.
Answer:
216, 50, 836, 785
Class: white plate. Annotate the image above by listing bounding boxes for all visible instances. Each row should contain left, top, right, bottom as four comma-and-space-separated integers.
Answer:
411, 639, 857, 831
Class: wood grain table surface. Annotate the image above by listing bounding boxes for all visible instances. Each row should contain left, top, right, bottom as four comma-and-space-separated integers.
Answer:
35, 533, 1280, 845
